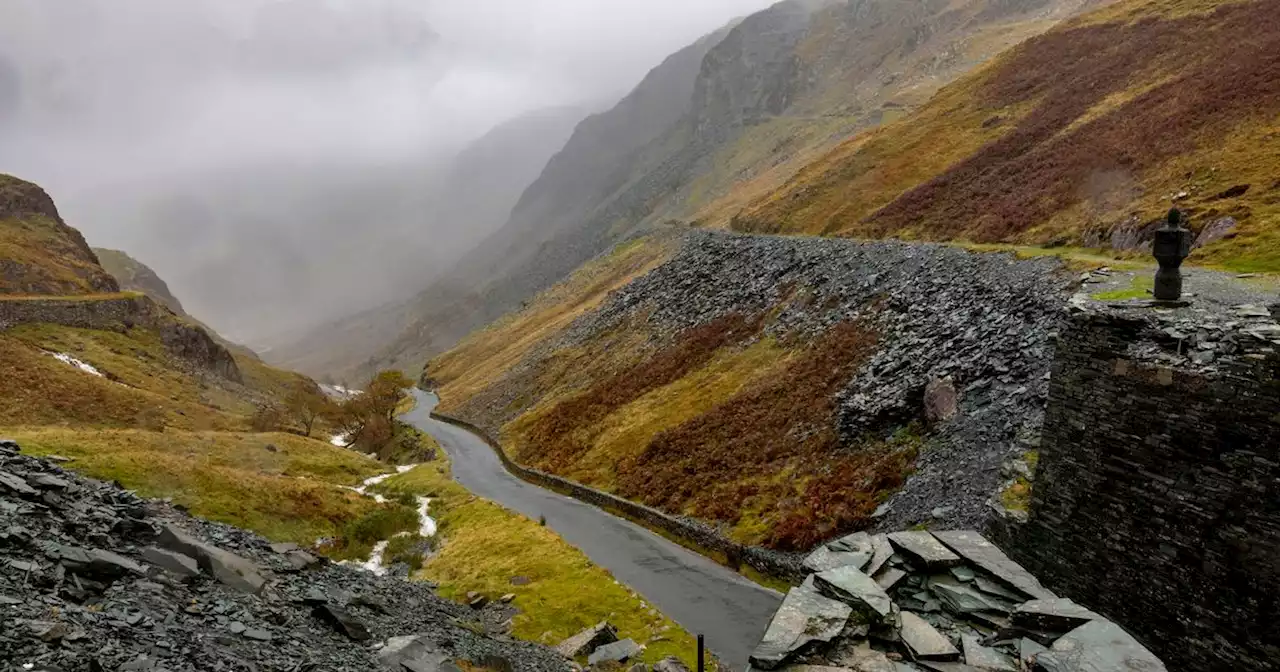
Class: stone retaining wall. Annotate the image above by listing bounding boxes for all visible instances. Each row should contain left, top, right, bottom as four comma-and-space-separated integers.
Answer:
0, 294, 242, 383
428, 411, 802, 582
0, 294, 149, 331
996, 310, 1280, 671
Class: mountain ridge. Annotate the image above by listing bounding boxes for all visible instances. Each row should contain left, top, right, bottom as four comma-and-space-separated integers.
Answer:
280, 0, 1097, 381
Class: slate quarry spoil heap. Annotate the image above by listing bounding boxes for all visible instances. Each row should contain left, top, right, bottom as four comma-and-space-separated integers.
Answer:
749, 529, 1165, 672
0, 439, 568, 672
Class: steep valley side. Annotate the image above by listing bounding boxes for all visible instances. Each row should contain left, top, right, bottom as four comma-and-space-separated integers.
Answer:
426, 230, 1071, 550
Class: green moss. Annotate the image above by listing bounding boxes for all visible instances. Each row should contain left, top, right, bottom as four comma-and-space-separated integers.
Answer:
1091, 275, 1155, 301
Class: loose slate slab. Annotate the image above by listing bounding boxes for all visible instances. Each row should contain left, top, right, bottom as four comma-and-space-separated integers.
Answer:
556, 621, 618, 658
0, 471, 37, 496
805, 545, 872, 574
157, 524, 266, 594
931, 531, 1053, 600
750, 588, 853, 670
899, 612, 960, 661
887, 532, 961, 569
865, 535, 895, 577
828, 531, 874, 554
834, 648, 897, 672
961, 635, 1016, 671
588, 638, 642, 666
1012, 598, 1102, 634
312, 604, 371, 641
1032, 620, 1167, 672
929, 576, 998, 615
814, 565, 893, 620
873, 567, 907, 591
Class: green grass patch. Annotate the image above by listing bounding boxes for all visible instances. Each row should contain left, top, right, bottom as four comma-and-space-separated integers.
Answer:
10, 427, 387, 545
1091, 275, 1154, 300
372, 455, 701, 667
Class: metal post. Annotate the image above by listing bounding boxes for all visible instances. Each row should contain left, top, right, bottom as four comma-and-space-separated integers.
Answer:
697, 634, 705, 672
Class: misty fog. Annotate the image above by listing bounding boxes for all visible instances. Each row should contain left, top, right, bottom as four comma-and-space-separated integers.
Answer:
0, 0, 773, 345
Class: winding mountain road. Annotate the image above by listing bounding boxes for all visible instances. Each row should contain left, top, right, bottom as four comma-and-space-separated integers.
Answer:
403, 390, 782, 669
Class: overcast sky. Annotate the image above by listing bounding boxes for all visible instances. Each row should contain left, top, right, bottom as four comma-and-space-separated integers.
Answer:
0, 0, 775, 340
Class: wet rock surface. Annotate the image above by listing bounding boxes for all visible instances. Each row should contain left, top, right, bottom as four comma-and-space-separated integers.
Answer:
0, 445, 569, 672
748, 530, 1165, 671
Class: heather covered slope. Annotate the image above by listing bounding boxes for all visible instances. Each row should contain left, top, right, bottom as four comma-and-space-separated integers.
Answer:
426, 231, 1070, 550
734, 0, 1280, 271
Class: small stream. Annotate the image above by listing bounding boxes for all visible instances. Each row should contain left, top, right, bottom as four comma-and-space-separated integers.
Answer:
340, 465, 438, 575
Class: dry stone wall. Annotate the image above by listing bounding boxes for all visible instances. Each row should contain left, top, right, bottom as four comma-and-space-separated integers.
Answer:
996, 308, 1280, 671
0, 294, 241, 383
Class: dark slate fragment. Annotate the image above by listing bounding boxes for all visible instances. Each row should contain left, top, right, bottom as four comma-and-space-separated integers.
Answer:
312, 604, 371, 641
931, 531, 1053, 600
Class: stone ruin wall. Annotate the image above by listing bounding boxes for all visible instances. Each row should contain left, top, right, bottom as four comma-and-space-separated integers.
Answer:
995, 311, 1280, 671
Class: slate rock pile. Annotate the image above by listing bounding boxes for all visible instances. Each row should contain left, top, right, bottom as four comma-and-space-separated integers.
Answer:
0, 440, 569, 672
562, 231, 1070, 532
748, 529, 1166, 672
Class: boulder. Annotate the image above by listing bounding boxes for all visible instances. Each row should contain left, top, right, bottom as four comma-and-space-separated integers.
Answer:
749, 588, 852, 670
140, 547, 200, 578
887, 532, 961, 569
556, 621, 618, 658
588, 639, 642, 666
899, 612, 960, 661
931, 531, 1052, 600
157, 524, 266, 593
924, 377, 958, 423
1032, 621, 1166, 672
311, 604, 371, 641
813, 566, 892, 620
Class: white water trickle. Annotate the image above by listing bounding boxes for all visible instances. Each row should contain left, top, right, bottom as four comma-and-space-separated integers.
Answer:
48, 352, 104, 377
339, 464, 436, 575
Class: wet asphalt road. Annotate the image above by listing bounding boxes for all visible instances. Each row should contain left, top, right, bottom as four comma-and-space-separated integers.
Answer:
403, 390, 782, 669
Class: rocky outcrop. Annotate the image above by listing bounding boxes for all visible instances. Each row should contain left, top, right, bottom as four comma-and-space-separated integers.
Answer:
748, 528, 1165, 671
0, 441, 568, 672
0, 174, 119, 296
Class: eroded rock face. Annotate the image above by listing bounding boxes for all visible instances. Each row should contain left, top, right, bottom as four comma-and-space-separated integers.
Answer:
748, 529, 1165, 672
0, 443, 568, 672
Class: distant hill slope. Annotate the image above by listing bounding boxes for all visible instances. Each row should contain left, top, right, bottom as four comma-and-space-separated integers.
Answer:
283, 0, 1095, 380
0, 174, 119, 295
93, 247, 186, 314
734, 0, 1280, 271
260, 105, 589, 381
92, 246, 264, 362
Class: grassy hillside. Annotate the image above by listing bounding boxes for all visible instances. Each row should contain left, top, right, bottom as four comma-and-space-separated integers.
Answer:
93, 247, 186, 314
0, 174, 119, 295
733, 0, 1280, 271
